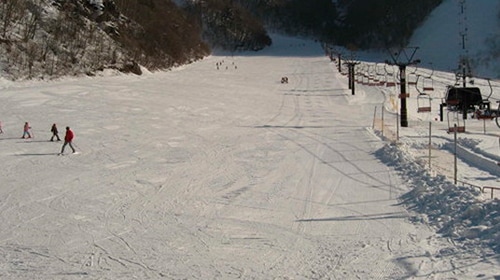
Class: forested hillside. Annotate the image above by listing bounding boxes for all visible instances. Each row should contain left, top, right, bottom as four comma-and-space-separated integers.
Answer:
334, 0, 443, 48
0, 0, 443, 80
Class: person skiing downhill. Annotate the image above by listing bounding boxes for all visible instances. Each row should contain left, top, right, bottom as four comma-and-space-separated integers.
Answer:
50, 123, 61, 141
22, 122, 32, 138
60, 126, 76, 154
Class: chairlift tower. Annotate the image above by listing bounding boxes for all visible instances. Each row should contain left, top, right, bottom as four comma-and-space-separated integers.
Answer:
456, 0, 473, 87
344, 51, 359, 95
385, 47, 420, 127
457, 57, 473, 87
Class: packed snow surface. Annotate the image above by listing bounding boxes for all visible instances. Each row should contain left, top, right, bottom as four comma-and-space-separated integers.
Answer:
0, 0, 500, 278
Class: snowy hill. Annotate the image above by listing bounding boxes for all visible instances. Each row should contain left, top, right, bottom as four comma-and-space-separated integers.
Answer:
408, 0, 500, 78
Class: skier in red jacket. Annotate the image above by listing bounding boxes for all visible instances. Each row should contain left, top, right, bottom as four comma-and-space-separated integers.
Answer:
60, 126, 76, 154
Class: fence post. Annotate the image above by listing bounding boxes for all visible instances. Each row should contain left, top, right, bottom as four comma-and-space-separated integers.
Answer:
396, 113, 400, 142
381, 107, 384, 138
454, 124, 458, 185
373, 106, 377, 130
428, 121, 432, 170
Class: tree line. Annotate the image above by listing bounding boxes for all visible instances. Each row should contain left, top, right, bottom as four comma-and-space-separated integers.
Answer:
0, 0, 443, 80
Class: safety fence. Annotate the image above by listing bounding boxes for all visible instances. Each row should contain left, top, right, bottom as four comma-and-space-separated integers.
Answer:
456, 180, 500, 199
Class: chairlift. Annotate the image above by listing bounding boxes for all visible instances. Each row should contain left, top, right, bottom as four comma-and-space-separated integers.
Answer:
417, 94, 432, 113
363, 73, 370, 85
384, 64, 397, 87
480, 79, 494, 111
375, 64, 386, 86
360, 65, 369, 85
415, 76, 432, 113
364, 73, 371, 85
340, 65, 348, 75
422, 66, 435, 92
474, 79, 495, 119
447, 111, 465, 133
359, 71, 367, 85
407, 67, 418, 86
355, 71, 361, 83
422, 78, 434, 92
444, 86, 483, 112
385, 75, 396, 87
367, 65, 379, 86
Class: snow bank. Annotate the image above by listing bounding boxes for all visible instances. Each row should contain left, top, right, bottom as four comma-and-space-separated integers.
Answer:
376, 142, 500, 254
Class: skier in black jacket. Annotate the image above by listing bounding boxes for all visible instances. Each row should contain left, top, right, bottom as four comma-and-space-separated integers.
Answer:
50, 123, 61, 141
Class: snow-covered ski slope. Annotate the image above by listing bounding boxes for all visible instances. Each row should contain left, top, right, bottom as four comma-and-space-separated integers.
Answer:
0, 33, 499, 279
1, 0, 500, 277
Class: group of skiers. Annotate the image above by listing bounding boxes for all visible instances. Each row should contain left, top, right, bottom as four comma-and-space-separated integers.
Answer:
49, 123, 76, 154
1, 121, 77, 154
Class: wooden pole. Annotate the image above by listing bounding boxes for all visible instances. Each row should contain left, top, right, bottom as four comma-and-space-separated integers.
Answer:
454, 124, 458, 185
428, 122, 432, 170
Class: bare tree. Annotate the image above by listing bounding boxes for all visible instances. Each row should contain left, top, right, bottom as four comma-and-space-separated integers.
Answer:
22, 2, 42, 41
0, 0, 24, 39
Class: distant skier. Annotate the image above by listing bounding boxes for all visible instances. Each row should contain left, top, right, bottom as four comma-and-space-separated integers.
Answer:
60, 126, 76, 154
50, 123, 61, 141
22, 122, 31, 138
0, 120, 3, 134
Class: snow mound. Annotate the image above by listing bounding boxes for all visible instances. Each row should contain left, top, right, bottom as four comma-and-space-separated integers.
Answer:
376, 142, 500, 254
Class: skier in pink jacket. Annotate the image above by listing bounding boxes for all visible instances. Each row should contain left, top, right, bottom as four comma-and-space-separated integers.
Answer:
22, 122, 31, 138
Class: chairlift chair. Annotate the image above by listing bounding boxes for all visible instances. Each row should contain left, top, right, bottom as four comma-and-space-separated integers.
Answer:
377, 75, 386, 86
407, 73, 417, 86
369, 74, 378, 86
360, 73, 368, 85
367, 65, 378, 86
355, 72, 361, 83
340, 65, 348, 75
474, 79, 495, 119
422, 77, 434, 92
417, 94, 432, 113
384, 65, 397, 87
444, 86, 459, 109
444, 86, 483, 112
480, 79, 494, 111
422, 66, 435, 91
406, 67, 418, 86
375, 64, 386, 86
364, 73, 371, 85
370, 71, 379, 83
415, 75, 432, 113
447, 111, 466, 133
385, 74, 396, 87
